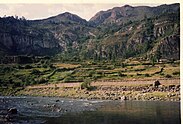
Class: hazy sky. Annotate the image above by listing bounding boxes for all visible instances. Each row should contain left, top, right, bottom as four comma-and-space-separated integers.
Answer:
0, 3, 177, 21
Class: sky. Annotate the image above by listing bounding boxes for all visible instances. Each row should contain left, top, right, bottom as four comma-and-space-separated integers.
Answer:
0, 0, 180, 21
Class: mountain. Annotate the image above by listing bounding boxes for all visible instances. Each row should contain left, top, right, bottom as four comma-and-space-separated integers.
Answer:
89, 4, 179, 26
0, 3, 180, 61
0, 12, 92, 56
85, 4, 180, 60
35, 12, 88, 25
0, 16, 60, 56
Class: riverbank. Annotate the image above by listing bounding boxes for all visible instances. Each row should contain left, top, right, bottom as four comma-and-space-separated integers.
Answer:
13, 78, 180, 101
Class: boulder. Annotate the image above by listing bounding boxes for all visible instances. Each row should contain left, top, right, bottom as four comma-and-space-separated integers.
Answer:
8, 108, 17, 114
121, 96, 127, 101
153, 80, 161, 88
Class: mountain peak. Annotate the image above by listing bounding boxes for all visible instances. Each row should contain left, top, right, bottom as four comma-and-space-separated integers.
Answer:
123, 4, 133, 8
36, 12, 87, 25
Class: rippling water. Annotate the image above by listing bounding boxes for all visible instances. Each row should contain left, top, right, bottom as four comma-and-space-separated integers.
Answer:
0, 96, 180, 124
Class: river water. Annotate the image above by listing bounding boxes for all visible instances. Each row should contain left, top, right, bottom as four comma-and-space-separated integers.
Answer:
0, 96, 180, 124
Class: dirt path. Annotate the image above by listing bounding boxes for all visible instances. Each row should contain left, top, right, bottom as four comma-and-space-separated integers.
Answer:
26, 83, 81, 89
26, 78, 180, 89
93, 78, 180, 86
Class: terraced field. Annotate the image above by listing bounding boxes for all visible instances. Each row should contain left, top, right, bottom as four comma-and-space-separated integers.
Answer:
0, 58, 180, 96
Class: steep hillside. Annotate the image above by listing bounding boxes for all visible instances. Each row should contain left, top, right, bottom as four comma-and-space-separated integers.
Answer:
0, 16, 61, 56
84, 14, 179, 60
30, 12, 93, 54
0, 3, 180, 62
0, 12, 93, 57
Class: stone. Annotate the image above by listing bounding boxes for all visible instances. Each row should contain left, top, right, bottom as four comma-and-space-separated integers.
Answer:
153, 80, 161, 88
8, 108, 17, 114
121, 96, 127, 101
176, 85, 180, 88
169, 85, 175, 89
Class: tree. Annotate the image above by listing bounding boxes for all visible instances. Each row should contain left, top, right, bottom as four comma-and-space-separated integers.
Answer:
150, 55, 156, 66
155, 48, 162, 62
14, 15, 18, 20
93, 52, 98, 62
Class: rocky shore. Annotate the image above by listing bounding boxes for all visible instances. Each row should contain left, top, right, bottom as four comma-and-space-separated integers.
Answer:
16, 80, 180, 101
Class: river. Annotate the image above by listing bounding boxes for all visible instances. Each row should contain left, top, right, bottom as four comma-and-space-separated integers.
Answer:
0, 96, 180, 124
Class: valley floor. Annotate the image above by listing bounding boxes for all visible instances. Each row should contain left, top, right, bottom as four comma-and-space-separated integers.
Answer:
16, 78, 180, 101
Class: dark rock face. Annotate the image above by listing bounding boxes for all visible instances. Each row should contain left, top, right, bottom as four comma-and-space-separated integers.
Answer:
0, 17, 61, 56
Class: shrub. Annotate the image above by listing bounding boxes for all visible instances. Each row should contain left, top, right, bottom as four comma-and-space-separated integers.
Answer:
17, 65, 24, 69
54, 84, 59, 90
24, 65, 32, 69
80, 82, 88, 89
0, 66, 13, 73
144, 73, 150, 77
172, 71, 180, 75
88, 70, 95, 77
160, 73, 164, 75
63, 76, 74, 83
40, 60, 45, 64
134, 68, 146, 71
42, 64, 48, 68
22, 76, 36, 86
31, 69, 41, 75
49, 64, 55, 69
80, 79, 94, 90
14, 82, 21, 87
136, 73, 142, 76
165, 74, 172, 78
118, 72, 127, 77
37, 78, 48, 84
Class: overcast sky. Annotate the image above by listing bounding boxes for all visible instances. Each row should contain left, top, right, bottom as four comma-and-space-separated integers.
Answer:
0, 1, 179, 21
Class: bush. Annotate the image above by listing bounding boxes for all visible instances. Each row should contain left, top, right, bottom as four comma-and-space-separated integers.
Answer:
81, 82, 89, 89
165, 74, 172, 78
118, 72, 127, 77
37, 78, 48, 84
22, 76, 36, 86
134, 68, 146, 71
0, 66, 13, 73
24, 65, 32, 69
49, 64, 55, 69
17, 65, 24, 69
172, 71, 180, 75
31, 69, 41, 75
160, 73, 164, 75
42, 64, 48, 68
63, 76, 74, 83
136, 73, 142, 76
144, 73, 150, 77
80, 79, 94, 90
13, 82, 22, 87
88, 70, 95, 77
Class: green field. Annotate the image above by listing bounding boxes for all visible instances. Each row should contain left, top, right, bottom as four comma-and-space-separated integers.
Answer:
0, 58, 179, 90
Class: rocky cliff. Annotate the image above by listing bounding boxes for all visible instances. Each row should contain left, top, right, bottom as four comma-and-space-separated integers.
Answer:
0, 17, 61, 56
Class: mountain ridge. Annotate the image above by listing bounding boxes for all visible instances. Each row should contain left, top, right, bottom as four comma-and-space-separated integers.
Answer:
89, 3, 179, 26
0, 3, 180, 61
